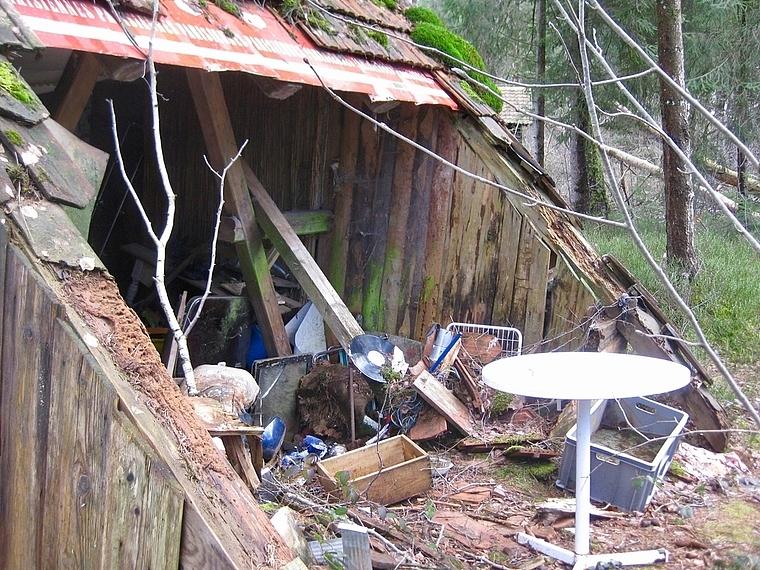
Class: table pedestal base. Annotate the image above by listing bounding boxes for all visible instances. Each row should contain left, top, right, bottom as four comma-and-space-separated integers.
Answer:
517, 533, 668, 569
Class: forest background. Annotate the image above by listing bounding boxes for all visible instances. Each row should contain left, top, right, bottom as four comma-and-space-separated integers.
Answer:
419, 0, 760, 438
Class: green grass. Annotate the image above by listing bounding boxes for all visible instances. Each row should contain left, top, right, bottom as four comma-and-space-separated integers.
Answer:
587, 217, 760, 367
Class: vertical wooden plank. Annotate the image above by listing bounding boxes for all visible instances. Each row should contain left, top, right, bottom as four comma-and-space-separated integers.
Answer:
344, 101, 382, 315
0, 247, 61, 570
479, 193, 509, 325
379, 103, 418, 333
401, 106, 438, 338
40, 324, 112, 569
101, 411, 184, 570
543, 256, 597, 353
0, 213, 7, 363
443, 141, 479, 322
314, 94, 343, 275
327, 94, 363, 301
509, 221, 550, 350
185, 68, 290, 357
360, 115, 396, 332
416, 111, 457, 340
491, 206, 523, 327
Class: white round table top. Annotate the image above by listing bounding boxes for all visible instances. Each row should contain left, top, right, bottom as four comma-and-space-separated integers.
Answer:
481, 352, 691, 400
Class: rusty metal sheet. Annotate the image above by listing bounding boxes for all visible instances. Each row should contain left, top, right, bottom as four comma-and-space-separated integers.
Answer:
8, 0, 457, 108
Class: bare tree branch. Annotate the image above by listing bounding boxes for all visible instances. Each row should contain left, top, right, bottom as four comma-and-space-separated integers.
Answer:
571, 0, 760, 428
183, 141, 249, 337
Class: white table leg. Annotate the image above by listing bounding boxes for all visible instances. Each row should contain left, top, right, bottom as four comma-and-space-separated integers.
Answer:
575, 399, 592, 556
517, 398, 670, 569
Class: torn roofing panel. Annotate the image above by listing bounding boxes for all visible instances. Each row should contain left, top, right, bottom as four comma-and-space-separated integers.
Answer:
7, 0, 457, 108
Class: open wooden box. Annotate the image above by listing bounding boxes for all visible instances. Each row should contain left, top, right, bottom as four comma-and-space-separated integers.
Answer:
316, 435, 432, 505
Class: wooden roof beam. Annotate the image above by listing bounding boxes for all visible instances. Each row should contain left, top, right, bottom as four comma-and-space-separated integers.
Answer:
185, 68, 291, 357
51, 51, 101, 132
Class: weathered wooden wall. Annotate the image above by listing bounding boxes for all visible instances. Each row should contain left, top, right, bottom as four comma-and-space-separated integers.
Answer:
0, 241, 184, 570
116, 65, 597, 353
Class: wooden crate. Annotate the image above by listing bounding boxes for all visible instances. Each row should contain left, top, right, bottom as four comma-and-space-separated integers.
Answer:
316, 435, 432, 505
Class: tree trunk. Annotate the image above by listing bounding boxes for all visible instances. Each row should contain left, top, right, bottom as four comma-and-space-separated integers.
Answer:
657, 0, 697, 275
534, 0, 546, 166
570, 89, 607, 216
735, 0, 749, 195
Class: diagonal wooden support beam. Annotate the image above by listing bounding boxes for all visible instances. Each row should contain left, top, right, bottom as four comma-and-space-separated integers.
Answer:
185, 68, 291, 357
52, 52, 102, 132
242, 161, 364, 351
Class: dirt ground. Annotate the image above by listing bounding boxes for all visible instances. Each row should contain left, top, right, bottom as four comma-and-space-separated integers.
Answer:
273, 428, 760, 570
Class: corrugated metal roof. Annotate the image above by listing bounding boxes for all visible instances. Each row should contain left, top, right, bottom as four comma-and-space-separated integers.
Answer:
4, 0, 457, 108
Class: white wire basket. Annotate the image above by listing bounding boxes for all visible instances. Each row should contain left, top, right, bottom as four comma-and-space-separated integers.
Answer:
445, 322, 523, 358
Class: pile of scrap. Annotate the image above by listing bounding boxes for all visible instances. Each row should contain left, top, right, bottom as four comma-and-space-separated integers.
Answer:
269, 325, 560, 510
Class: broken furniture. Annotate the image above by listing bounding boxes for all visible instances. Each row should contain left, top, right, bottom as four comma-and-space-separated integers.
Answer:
482, 352, 691, 570
557, 396, 688, 512
316, 434, 431, 505
188, 397, 265, 489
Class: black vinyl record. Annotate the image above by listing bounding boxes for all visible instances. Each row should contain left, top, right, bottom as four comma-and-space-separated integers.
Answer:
349, 334, 396, 383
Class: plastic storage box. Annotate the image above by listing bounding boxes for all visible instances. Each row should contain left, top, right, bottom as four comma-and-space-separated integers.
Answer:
557, 396, 688, 512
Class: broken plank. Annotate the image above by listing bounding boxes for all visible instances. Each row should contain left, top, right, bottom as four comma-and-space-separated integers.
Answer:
0, 114, 96, 208
454, 356, 484, 410
215, 213, 343, 246
408, 405, 448, 441
243, 160, 363, 351
412, 370, 473, 436
185, 68, 290, 357
456, 434, 544, 453
585, 314, 627, 353
281, 210, 334, 236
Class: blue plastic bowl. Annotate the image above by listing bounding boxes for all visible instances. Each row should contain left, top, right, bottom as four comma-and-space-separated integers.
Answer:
262, 416, 286, 462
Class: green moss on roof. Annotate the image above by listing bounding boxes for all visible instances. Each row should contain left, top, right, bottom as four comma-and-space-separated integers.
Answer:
372, 0, 397, 10
212, 0, 240, 17
279, 0, 334, 33
409, 21, 502, 114
4, 129, 24, 147
367, 30, 389, 49
0, 62, 37, 107
404, 6, 442, 27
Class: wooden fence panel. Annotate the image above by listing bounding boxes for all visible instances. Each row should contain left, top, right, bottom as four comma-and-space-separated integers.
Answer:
40, 319, 183, 569
1, 246, 183, 570
0, 246, 63, 570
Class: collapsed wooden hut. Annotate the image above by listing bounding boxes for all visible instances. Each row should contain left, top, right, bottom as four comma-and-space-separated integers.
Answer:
0, 0, 727, 567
